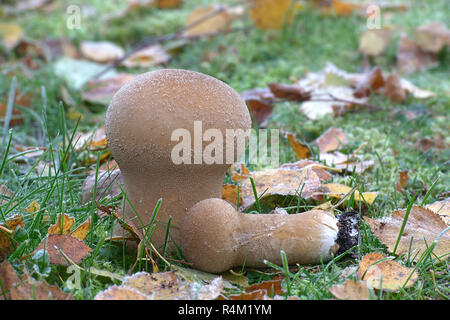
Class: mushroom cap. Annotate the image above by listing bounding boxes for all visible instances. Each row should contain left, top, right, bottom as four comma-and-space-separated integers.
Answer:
181, 198, 240, 273
105, 69, 251, 170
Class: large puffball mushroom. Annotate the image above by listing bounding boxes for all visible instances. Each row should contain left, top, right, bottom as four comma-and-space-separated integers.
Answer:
181, 198, 359, 273
105, 69, 251, 249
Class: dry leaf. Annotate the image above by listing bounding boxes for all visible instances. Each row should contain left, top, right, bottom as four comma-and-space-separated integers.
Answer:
329, 279, 371, 300
47, 214, 74, 235
82, 73, 134, 105
280, 159, 335, 181
0, 215, 24, 261
0, 260, 72, 300
0, 184, 15, 205
384, 73, 406, 103
0, 23, 23, 50
353, 66, 385, 98
70, 218, 91, 241
80, 41, 124, 63
359, 28, 392, 56
156, 0, 182, 9
395, 170, 409, 192
82, 169, 124, 204
358, 252, 418, 290
314, 127, 347, 154
239, 167, 322, 209
286, 133, 312, 159
397, 35, 439, 74
121, 44, 170, 68
414, 22, 450, 53
425, 198, 449, 225
249, 0, 296, 30
35, 234, 92, 266
72, 126, 108, 151
400, 78, 436, 99
245, 99, 274, 127
97, 271, 223, 300
268, 82, 311, 101
364, 206, 450, 260
221, 184, 242, 206
95, 285, 150, 300
0, 90, 32, 127
320, 151, 375, 174
182, 5, 233, 37
230, 163, 250, 182
321, 183, 378, 205
331, 0, 362, 15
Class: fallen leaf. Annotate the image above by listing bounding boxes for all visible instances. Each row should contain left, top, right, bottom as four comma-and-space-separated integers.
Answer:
268, 82, 311, 101
72, 126, 108, 151
320, 151, 375, 174
314, 127, 347, 154
0, 89, 32, 127
222, 275, 285, 299
35, 234, 92, 266
331, 0, 362, 15
280, 159, 335, 181
156, 0, 182, 9
0, 184, 15, 205
121, 44, 170, 68
97, 271, 223, 300
353, 66, 385, 98
24, 200, 40, 214
395, 170, 409, 192
70, 217, 91, 241
239, 167, 322, 209
229, 162, 251, 182
329, 279, 371, 300
364, 206, 450, 260
0, 23, 23, 50
221, 184, 242, 206
80, 41, 124, 63
358, 252, 418, 290
82, 73, 134, 105
0, 260, 72, 300
397, 35, 439, 74
95, 285, 150, 300
359, 28, 392, 56
182, 5, 233, 37
286, 133, 312, 159
400, 78, 436, 99
0, 215, 24, 261
82, 169, 123, 204
384, 73, 406, 103
414, 22, 450, 53
425, 198, 449, 225
321, 183, 378, 205
249, 0, 296, 30
245, 99, 274, 127
47, 214, 74, 235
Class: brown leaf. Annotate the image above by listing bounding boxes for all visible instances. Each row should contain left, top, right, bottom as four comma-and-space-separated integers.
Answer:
314, 127, 347, 154
425, 198, 449, 225
384, 73, 406, 103
0, 89, 32, 127
268, 82, 311, 101
47, 214, 74, 235
239, 167, 322, 209
397, 35, 439, 74
364, 206, 450, 260
286, 133, 312, 159
246, 99, 274, 127
0, 215, 24, 261
0, 260, 73, 300
82, 169, 124, 205
82, 74, 135, 105
95, 285, 150, 300
80, 41, 124, 63
395, 170, 409, 192
35, 234, 91, 266
156, 0, 183, 9
329, 279, 371, 300
414, 22, 450, 53
319, 151, 375, 174
353, 67, 385, 98
280, 159, 334, 181
358, 252, 418, 291
121, 45, 170, 68
0, 184, 15, 205
100, 271, 223, 300
249, 0, 296, 30
230, 163, 251, 182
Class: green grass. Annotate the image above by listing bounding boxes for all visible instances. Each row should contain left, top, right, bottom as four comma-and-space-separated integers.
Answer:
0, 0, 449, 300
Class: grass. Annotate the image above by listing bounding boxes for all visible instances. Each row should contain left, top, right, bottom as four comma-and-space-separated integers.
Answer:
0, 0, 449, 300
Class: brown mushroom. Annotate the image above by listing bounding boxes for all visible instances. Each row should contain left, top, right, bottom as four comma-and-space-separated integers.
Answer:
181, 198, 359, 273
105, 69, 251, 249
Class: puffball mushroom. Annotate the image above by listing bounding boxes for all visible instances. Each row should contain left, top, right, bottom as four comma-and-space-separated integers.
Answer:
181, 198, 359, 273
105, 69, 251, 249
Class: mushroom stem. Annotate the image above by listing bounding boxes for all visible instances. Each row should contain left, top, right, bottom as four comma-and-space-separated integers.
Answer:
181, 198, 359, 273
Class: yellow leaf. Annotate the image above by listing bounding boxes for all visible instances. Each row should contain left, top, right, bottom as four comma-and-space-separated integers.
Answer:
287, 133, 312, 159
70, 217, 91, 241
182, 5, 233, 37
0, 23, 23, 50
329, 279, 371, 300
221, 184, 242, 206
48, 213, 74, 235
249, 0, 296, 30
322, 183, 377, 204
358, 252, 418, 291
24, 200, 40, 213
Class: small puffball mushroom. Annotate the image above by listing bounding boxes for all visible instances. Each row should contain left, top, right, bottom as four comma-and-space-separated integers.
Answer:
105, 69, 251, 249
181, 198, 358, 273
